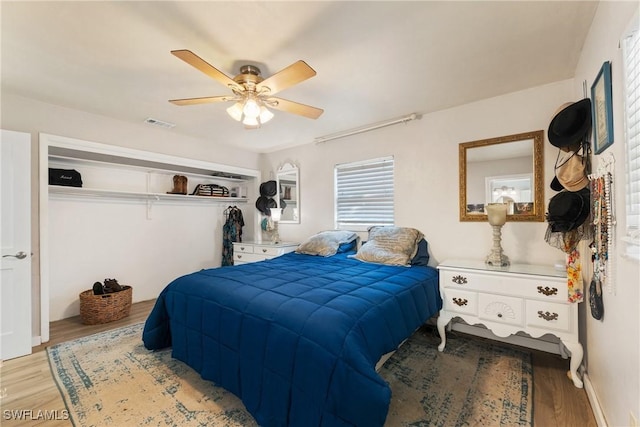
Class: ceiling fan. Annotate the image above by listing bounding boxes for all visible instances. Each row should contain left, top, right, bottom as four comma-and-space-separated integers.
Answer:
169, 50, 323, 128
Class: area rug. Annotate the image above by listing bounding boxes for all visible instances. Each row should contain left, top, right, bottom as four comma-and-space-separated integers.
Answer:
47, 324, 532, 426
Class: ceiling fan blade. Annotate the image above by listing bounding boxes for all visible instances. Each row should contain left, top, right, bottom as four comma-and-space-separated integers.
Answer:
257, 60, 316, 95
268, 97, 323, 119
169, 95, 234, 106
171, 50, 240, 90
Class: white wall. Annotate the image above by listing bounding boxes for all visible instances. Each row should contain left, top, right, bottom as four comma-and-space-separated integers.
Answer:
48, 198, 228, 320
263, 79, 576, 267
572, 2, 640, 426
1, 93, 261, 331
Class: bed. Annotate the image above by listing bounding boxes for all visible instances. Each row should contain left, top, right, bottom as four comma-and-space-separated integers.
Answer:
143, 228, 442, 426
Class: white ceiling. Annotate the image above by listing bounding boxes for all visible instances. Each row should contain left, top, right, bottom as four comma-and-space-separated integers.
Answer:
1, 1, 598, 153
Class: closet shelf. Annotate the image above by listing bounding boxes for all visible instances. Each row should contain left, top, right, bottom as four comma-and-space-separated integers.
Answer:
48, 154, 248, 182
48, 185, 249, 203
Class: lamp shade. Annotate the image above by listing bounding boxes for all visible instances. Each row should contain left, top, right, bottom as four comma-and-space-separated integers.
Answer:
226, 103, 243, 121
243, 98, 261, 118
259, 106, 274, 124
270, 207, 282, 221
486, 203, 507, 226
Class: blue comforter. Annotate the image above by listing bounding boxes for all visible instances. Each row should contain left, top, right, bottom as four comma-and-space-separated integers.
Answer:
143, 252, 441, 426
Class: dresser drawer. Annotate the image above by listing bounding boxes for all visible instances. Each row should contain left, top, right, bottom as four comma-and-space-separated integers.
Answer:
255, 246, 289, 257
478, 293, 524, 326
233, 244, 255, 254
440, 270, 565, 302
442, 289, 477, 316
234, 252, 265, 263
526, 300, 571, 332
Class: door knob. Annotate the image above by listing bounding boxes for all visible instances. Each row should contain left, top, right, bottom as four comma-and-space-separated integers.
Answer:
2, 251, 28, 259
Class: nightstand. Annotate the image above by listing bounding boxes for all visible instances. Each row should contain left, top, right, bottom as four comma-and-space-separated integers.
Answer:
232, 241, 299, 265
437, 259, 583, 388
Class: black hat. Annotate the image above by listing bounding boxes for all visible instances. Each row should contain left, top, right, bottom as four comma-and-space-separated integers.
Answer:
255, 196, 277, 216
548, 99, 592, 149
546, 188, 590, 232
259, 180, 277, 197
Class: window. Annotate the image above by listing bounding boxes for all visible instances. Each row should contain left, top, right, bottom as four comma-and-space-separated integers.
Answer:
622, 13, 640, 259
334, 156, 394, 230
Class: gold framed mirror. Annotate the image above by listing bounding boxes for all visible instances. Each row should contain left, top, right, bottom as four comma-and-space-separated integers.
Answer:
459, 130, 544, 222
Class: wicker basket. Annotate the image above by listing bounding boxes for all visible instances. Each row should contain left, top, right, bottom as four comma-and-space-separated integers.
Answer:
79, 286, 132, 325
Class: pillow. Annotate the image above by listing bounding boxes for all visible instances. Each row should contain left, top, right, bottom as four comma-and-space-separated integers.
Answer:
353, 226, 424, 266
410, 238, 430, 266
295, 230, 358, 257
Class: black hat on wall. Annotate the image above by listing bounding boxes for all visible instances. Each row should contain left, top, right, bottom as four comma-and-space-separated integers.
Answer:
548, 99, 592, 149
255, 196, 277, 216
546, 188, 590, 233
259, 180, 277, 197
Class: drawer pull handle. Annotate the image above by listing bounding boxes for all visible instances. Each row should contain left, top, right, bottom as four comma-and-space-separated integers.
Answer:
262, 249, 267, 253
240, 247, 245, 251
452, 297, 468, 306
538, 310, 558, 321
497, 313, 503, 318
237, 255, 242, 259
537, 286, 558, 296
452, 275, 468, 285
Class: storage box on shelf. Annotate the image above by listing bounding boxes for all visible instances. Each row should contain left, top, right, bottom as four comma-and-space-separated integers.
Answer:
232, 241, 299, 265
437, 259, 583, 388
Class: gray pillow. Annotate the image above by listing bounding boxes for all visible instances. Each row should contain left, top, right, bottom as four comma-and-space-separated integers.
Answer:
295, 230, 358, 257
353, 226, 424, 266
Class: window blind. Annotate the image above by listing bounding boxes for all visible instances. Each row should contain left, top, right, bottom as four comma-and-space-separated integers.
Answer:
624, 21, 640, 232
335, 157, 394, 229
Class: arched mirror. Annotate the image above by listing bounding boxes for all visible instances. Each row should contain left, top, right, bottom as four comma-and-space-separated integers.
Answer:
276, 163, 300, 224
459, 130, 544, 222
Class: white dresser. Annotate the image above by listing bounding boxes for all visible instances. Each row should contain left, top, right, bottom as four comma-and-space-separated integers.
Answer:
232, 241, 299, 265
437, 259, 584, 388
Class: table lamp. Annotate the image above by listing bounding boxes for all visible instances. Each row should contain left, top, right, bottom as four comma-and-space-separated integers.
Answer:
485, 203, 510, 266
269, 208, 281, 244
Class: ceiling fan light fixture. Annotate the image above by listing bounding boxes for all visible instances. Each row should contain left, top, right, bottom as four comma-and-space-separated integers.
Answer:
242, 115, 259, 127
170, 50, 322, 128
242, 98, 261, 119
226, 102, 243, 121
259, 106, 274, 124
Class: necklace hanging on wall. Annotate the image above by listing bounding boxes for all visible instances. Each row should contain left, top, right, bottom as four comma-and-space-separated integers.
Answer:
588, 153, 616, 295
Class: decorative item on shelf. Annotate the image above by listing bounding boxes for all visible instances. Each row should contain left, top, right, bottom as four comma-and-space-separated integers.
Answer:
268, 207, 282, 244
485, 203, 510, 266
167, 175, 188, 195
49, 168, 83, 187
191, 183, 229, 197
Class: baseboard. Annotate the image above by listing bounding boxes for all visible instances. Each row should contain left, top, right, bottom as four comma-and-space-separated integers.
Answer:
32, 335, 42, 347
584, 373, 608, 427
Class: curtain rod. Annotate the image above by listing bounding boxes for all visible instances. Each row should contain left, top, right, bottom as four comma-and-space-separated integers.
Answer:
314, 113, 421, 144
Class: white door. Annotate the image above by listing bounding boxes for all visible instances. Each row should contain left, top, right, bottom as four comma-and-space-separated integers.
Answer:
1, 129, 32, 360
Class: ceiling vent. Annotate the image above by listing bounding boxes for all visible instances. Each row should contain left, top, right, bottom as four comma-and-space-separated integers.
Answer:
144, 117, 175, 129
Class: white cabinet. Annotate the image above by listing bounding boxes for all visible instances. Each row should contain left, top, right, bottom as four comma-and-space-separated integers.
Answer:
233, 241, 299, 265
436, 259, 584, 388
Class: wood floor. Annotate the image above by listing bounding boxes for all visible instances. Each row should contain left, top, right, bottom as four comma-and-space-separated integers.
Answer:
1, 299, 596, 427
